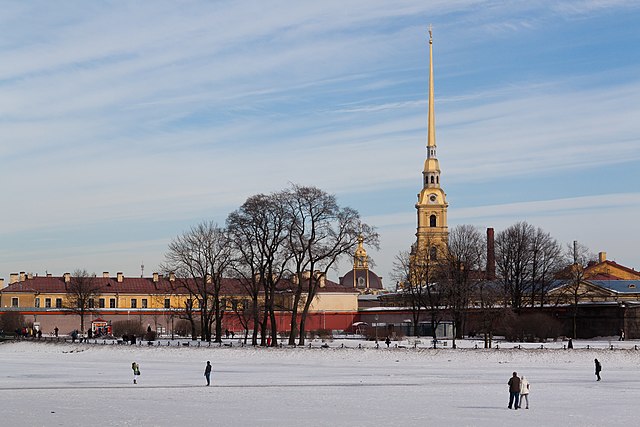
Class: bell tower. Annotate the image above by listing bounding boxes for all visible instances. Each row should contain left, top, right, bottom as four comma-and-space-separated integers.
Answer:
414, 26, 448, 261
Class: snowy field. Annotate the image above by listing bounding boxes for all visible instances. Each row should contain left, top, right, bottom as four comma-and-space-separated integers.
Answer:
1, 339, 639, 427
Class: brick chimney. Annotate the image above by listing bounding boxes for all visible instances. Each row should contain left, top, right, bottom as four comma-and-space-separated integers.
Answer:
486, 228, 496, 280
153, 272, 159, 283
599, 252, 607, 263
103, 272, 110, 278
169, 272, 175, 282
19, 271, 26, 282
117, 272, 124, 283
0, 278, 4, 288
10, 273, 19, 284
314, 271, 326, 288
64, 273, 71, 283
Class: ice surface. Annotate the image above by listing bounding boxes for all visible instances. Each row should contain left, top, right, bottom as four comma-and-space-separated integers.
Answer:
1, 339, 638, 426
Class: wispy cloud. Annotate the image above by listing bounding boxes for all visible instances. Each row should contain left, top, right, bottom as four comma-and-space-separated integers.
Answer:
1, 1, 639, 284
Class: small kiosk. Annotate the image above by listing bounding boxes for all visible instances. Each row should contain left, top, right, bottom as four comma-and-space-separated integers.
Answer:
91, 318, 111, 336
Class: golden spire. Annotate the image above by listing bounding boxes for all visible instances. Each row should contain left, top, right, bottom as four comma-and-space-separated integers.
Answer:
354, 234, 368, 269
427, 24, 435, 149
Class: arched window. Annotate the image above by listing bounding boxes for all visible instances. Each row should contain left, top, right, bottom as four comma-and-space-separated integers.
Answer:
436, 176, 439, 184
430, 246, 438, 260
430, 215, 437, 227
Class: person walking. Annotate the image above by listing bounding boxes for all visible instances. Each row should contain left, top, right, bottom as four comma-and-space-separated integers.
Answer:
132, 361, 140, 384
519, 376, 530, 409
204, 361, 212, 386
508, 372, 521, 410
594, 359, 602, 381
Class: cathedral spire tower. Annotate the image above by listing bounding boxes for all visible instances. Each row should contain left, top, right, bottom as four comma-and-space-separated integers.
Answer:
414, 26, 448, 260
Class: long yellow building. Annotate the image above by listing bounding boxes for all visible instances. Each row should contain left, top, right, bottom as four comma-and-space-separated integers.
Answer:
0, 271, 359, 335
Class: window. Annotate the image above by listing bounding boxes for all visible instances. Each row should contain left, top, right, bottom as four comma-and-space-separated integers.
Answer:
11, 297, 18, 307
141, 299, 148, 308
55, 298, 62, 308
430, 214, 437, 227
35, 298, 40, 308
88, 298, 95, 308
110, 298, 116, 308
45, 298, 51, 308
430, 176, 434, 184
130, 299, 137, 308
164, 298, 170, 309
99, 298, 105, 308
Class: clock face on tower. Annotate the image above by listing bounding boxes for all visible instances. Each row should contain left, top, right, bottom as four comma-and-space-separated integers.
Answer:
429, 194, 437, 203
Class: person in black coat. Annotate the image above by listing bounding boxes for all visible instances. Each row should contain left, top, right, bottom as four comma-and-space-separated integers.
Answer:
204, 361, 212, 386
507, 372, 521, 410
594, 359, 602, 381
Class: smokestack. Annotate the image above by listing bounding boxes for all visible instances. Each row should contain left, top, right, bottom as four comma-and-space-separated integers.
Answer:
599, 252, 607, 263
486, 228, 496, 280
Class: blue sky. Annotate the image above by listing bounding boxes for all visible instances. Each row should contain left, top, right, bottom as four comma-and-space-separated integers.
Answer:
2, 1, 640, 287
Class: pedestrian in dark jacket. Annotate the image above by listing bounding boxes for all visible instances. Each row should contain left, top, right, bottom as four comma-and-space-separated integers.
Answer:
204, 361, 212, 386
508, 372, 521, 410
595, 359, 602, 381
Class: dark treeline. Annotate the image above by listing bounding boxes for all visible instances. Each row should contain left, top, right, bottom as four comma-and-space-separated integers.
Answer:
393, 222, 595, 347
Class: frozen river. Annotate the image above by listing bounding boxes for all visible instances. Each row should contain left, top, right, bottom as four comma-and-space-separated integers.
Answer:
1, 340, 638, 426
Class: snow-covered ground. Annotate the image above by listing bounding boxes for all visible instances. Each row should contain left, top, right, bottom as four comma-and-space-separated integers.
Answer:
1, 339, 639, 426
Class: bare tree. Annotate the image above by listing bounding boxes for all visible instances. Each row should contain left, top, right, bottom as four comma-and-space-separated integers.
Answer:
557, 241, 596, 339
405, 237, 446, 348
227, 296, 252, 344
528, 227, 564, 308
64, 269, 102, 335
495, 222, 535, 309
227, 192, 293, 346
162, 221, 233, 342
440, 225, 486, 348
473, 280, 503, 348
392, 250, 426, 338
285, 185, 377, 345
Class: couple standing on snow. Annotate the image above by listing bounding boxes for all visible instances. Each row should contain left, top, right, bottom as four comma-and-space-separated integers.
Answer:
507, 372, 530, 410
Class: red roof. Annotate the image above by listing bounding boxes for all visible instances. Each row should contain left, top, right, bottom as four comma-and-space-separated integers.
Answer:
2, 275, 355, 296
